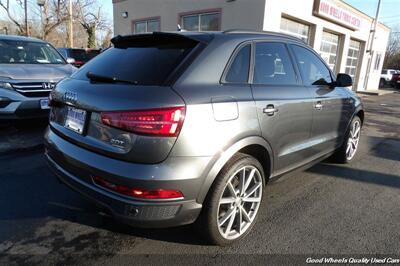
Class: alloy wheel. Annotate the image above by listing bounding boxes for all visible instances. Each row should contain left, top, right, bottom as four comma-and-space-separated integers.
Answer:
346, 120, 361, 160
217, 166, 263, 240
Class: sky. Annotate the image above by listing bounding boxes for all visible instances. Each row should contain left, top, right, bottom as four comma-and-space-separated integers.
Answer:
344, 0, 400, 29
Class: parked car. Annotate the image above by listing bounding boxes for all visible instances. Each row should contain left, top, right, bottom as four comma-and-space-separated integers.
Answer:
390, 72, 400, 89
45, 31, 364, 245
57, 48, 100, 68
380, 69, 399, 87
0, 35, 77, 120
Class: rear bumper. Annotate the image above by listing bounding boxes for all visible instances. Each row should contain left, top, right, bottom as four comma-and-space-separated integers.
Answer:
44, 127, 210, 228
0, 89, 49, 120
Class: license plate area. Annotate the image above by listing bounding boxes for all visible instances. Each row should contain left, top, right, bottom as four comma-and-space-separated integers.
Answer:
40, 99, 50, 109
64, 107, 86, 134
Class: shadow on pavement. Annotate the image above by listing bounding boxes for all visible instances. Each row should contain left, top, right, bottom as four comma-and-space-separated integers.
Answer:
308, 162, 400, 189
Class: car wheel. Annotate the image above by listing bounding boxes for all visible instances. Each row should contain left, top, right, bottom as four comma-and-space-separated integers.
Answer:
379, 78, 385, 88
332, 116, 362, 163
196, 153, 265, 246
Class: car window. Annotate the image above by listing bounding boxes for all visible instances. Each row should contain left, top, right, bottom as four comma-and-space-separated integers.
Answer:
225, 44, 251, 83
58, 49, 67, 58
0, 40, 65, 64
70, 49, 100, 63
381, 70, 387, 74
253, 42, 297, 85
73, 41, 196, 86
390, 70, 396, 74
291, 45, 332, 85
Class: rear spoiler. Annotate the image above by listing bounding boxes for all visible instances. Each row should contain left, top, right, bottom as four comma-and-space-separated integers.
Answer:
111, 32, 214, 48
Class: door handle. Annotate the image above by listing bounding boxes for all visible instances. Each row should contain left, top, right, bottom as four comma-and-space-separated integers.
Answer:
263, 105, 278, 116
315, 101, 323, 110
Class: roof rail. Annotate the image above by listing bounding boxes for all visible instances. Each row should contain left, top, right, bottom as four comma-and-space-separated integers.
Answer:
223, 29, 306, 43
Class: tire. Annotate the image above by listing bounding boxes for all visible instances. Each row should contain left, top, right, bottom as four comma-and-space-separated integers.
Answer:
379, 78, 385, 88
331, 116, 362, 163
196, 153, 265, 246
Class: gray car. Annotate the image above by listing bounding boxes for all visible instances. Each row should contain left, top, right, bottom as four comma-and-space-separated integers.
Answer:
45, 31, 363, 245
0, 35, 76, 120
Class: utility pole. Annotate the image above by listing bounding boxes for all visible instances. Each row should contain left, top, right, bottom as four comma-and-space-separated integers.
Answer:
68, 0, 74, 47
364, 0, 382, 90
24, 0, 29, 36
37, 0, 46, 39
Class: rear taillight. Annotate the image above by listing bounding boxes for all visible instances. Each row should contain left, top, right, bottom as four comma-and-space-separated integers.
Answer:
92, 176, 183, 199
101, 106, 185, 137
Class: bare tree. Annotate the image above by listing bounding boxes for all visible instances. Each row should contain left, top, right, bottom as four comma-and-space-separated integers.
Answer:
39, 0, 69, 40
0, 0, 25, 35
384, 25, 400, 69
99, 27, 113, 48
75, 0, 108, 48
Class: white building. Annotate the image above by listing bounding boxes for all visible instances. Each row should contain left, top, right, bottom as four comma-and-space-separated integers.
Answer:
112, 0, 390, 91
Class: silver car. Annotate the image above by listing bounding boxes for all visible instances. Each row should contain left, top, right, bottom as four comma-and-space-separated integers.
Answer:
0, 35, 76, 120
45, 31, 363, 245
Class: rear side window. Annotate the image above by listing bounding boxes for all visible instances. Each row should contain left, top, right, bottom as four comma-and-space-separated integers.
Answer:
225, 44, 251, 83
253, 42, 297, 85
70, 49, 100, 62
291, 45, 332, 86
73, 41, 197, 86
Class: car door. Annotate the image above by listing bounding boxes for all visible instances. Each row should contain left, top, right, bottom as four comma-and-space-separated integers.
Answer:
289, 44, 350, 156
250, 41, 314, 174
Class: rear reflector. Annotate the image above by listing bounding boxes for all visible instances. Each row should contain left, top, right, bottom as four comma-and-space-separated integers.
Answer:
92, 176, 183, 199
101, 106, 185, 137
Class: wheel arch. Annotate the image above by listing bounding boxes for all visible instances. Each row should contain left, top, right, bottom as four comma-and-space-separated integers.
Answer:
196, 136, 273, 204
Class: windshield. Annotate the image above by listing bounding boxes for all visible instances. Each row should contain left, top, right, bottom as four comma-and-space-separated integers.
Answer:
0, 40, 65, 64
73, 41, 196, 86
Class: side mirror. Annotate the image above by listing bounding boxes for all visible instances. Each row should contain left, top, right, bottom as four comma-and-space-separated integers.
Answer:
336, 73, 353, 87
66, 57, 76, 64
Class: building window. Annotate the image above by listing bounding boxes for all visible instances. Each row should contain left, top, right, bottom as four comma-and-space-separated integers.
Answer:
374, 53, 382, 71
280, 17, 311, 44
345, 39, 362, 78
133, 17, 160, 33
320, 31, 340, 72
180, 10, 221, 31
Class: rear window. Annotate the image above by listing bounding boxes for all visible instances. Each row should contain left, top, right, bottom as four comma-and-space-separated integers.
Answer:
73, 41, 196, 86
70, 49, 100, 62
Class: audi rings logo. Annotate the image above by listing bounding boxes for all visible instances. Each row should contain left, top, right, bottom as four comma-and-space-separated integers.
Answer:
42, 82, 55, 90
64, 91, 78, 103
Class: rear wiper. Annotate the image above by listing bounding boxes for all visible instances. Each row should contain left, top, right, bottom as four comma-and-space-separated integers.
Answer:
86, 72, 138, 85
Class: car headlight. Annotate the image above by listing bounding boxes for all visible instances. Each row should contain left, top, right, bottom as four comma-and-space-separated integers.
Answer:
0, 81, 13, 90
0, 77, 13, 91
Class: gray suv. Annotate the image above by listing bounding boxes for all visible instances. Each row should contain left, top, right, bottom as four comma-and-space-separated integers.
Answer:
45, 31, 363, 245
0, 35, 76, 120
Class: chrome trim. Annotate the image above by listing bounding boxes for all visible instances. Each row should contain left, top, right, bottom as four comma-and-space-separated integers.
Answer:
16, 89, 52, 93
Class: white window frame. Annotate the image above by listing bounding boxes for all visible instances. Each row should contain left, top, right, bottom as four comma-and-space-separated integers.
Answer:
132, 17, 160, 34
180, 10, 221, 32
280, 17, 311, 45
320, 31, 340, 72
345, 39, 362, 78
374, 53, 382, 71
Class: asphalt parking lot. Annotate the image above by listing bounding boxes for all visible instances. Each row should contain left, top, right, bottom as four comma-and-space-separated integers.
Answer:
0, 92, 399, 265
